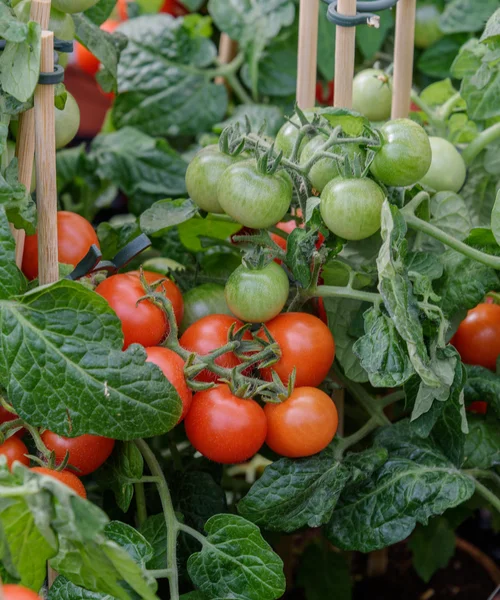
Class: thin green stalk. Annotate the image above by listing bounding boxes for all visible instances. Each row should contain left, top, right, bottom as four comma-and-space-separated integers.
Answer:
471, 479, 500, 514
135, 439, 180, 600
409, 91, 443, 132
462, 122, 500, 165
135, 482, 148, 527
380, 390, 406, 408
168, 433, 183, 471
333, 363, 391, 425
465, 469, 500, 490
147, 569, 174, 579
225, 72, 253, 105
340, 415, 380, 452
24, 424, 53, 461
177, 522, 208, 547
437, 92, 462, 121
314, 285, 382, 305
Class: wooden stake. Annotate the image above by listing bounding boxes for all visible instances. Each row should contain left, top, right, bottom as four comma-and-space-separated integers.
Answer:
34, 30, 58, 286
391, 0, 416, 119
296, 0, 319, 109
215, 34, 238, 85
12, 0, 51, 268
333, 0, 357, 108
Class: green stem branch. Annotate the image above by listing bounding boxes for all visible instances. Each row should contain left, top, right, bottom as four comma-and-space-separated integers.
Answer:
147, 569, 174, 579
462, 122, 500, 165
135, 482, 148, 527
471, 479, 500, 514
341, 415, 380, 452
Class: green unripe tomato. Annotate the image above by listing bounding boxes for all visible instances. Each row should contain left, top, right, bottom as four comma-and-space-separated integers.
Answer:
51, 0, 99, 13
275, 109, 318, 158
301, 135, 365, 192
6, 140, 36, 193
55, 92, 80, 149
352, 69, 392, 122
320, 177, 386, 240
419, 136, 466, 193
225, 261, 290, 323
370, 119, 432, 187
180, 283, 233, 333
185, 146, 241, 214
218, 160, 293, 229
414, 3, 443, 49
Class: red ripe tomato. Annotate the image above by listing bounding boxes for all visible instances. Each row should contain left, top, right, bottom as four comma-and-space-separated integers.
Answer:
264, 387, 338, 457
31, 467, 87, 498
451, 303, 500, 371
95, 271, 183, 349
259, 312, 335, 387
184, 384, 267, 464
2, 585, 41, 600
40, 431, 115, 476
22, 211, 99, 281
0, 437, 29, 470
145, 347, 192, 422
179, 314, 252, 383
75, 20, 119, 76
0, 405, 24, 438
316, 80, 335, 105
467, 401, 488, 414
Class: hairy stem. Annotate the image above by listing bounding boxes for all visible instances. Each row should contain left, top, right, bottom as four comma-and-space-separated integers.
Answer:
135, 482, 148, 527
341, 415, 380, 451
135, 439, 180, 600
314, 285, 382, 305
224, 72, 253, 105
471, 478, 500, 514
462, 122, 500, 165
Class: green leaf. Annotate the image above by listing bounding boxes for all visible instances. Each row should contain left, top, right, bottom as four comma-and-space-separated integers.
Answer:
85, 0, 117, 25
440, 0, 499, 33
175, 471, 227, 533
435, 250, 499, 319
213, 104, 284, 137
286, 227, 317, 288
0, 280, 182, 439
450, 38, 485, 80
464, 365, 500, 418
481, 8, 500, 44
90, 128, 188, 215
297, 542, 352, 600
428, 191, 471, 246
141, 514, 168, 571
353, 307, 415, 388
49, 576, 109, 599
104, 521, 154, 568
238, 446, 387, 533
491, 190, 500, 245
97, 219, 141, 261
113, 15, 227, 137
406, 251, 444, 281
324, 298, 368, 383
140, 198, 198, 237
356, 9, 394, 60
0, 4, 29, 42
418, 36, 467, 80
0, 159, 37, 235
74, 14, 125, 84
408, 518, 456, 583
317, 107, 369, 136
96, 442, 144, 513
0, 206, 26, 300
0, 21, 40, 102
187, 514, 286, 600
177, 215, 241, 252
463, 414, 500, 469
377, 202, 440, 388
326, 421, 475, 552
460, 152, 499, 227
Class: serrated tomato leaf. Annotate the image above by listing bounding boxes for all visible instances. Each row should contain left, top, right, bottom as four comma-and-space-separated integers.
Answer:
464, 365, 500, 418
463, 415, 500, 469
0, 206, 26, 300
0, 280, 182, 439
187, 514, 285, 600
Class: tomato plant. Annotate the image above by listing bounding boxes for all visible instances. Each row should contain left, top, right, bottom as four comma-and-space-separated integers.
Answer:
217, 159, 293, 229
225, 261, 290, 323
22, 211, 99, 280
51, 0, 99, 13
264, 387, 338, 457
179, 314, 251, 382
96, 271, 183, 349
320, 176, 385, 240
352, 68, 392, 122
184, 384, 267, 464
75, 20, 120, 76
259, 313, 335, 387
30, 467, 87, 498
0, 436, 29, 470
145, 346, 192, 421
370, 118, 432, 186
414, 2, 444, 49
451, 303, 500, 370
40, 431, 115, 476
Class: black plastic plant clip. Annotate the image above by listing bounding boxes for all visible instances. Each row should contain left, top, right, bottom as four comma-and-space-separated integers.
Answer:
65, 234, 152, 281
322, 0, 400, 27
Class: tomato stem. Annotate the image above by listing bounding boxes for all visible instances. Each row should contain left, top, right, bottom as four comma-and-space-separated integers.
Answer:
135, 481, 148, 527
468, 478, 500, 514
339, 415, 380, 453
462, 122, 500, 166
147, 569, 174, 579
135, 439, 180, 598
24, 424, 53, 462
314, 285, 382, 305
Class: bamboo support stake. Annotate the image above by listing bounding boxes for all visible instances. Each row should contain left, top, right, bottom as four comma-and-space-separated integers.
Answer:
333, 0, 357, 108
215, 33, 238, 85
296, 0, 319, 109
13, 0, 51, 268
391, 0, 416, 118
34, 30, 58, 286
